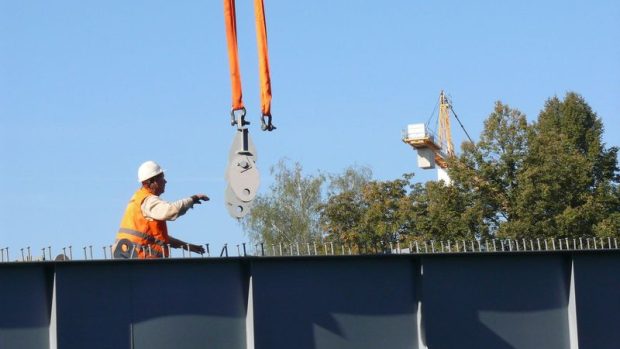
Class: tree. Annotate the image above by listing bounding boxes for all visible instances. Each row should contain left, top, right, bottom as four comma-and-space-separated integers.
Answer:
446, 92, 619, 240
241, 160, 372, 247
514, 92, 619, 239
320, 171, 489, 251
421, 181, 492, 242
320, 174, 415, 252
327, 165, 373, 195
448, 101, 531, 238
241, 160, 325, 246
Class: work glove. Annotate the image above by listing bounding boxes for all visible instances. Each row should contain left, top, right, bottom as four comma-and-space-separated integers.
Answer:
191, 194, 210, 204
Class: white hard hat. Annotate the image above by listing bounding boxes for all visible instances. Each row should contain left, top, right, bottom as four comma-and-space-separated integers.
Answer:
137, 161, 164, 182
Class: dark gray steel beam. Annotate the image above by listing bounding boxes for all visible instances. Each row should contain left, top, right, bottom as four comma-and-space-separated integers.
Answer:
0, 251, 618, 349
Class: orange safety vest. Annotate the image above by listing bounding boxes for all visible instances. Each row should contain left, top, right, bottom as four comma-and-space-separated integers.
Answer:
114, 188, 170, 258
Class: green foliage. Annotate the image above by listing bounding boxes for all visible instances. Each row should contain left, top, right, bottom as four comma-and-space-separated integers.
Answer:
448, 92, 619, 240
320, 173, 488, 249
241, 160, 325, 245
512, 92, 619, 239
244, 92, 618, 245
320, 174, 418, 251
241, 160, 372, 245
423, 181, 491, 241
449, 101, 530, 237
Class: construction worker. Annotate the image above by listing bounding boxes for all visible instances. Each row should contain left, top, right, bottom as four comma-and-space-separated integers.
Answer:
113, 160, 208, 259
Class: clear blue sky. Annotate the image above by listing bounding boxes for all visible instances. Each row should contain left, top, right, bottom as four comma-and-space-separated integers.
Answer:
1, 0, 618, 259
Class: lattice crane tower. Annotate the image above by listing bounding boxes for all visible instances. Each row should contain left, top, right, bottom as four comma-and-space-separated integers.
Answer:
402, 90, 455, 183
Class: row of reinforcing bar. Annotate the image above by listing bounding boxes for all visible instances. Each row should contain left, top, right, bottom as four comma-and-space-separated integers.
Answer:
1, 237, 618, 263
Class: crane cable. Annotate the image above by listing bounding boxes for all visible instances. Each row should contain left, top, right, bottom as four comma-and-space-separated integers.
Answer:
449, 105, 474, 144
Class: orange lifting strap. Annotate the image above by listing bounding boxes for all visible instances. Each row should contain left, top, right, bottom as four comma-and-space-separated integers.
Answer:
223, 0, 244, 111
254, 0, 272, 118
223, 0, 273, 122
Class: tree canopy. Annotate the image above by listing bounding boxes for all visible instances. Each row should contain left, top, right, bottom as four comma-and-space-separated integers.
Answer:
241, 160, 372, 246
242, 92, 619, 246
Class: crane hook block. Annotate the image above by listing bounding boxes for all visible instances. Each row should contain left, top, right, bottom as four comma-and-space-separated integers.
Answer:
225, 127, 260, 218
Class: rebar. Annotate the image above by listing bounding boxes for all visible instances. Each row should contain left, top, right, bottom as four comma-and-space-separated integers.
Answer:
4, 236, 620, 264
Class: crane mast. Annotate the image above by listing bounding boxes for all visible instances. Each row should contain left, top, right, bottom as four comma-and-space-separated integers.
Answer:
438, 90, 455, 159
402, 90, 455, 182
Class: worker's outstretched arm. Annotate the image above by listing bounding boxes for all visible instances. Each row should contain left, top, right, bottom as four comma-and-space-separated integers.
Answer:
169, 236, 206, 254
142, 194, 210, 221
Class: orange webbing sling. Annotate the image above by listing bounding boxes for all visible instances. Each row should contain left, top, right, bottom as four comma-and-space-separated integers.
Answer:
223, 0, 244, 112
254, 0, 273, 129
223, 0, 274, 130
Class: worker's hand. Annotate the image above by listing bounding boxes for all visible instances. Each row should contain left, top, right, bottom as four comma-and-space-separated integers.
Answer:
191, 194, 210, 204
189, 243, 206, 255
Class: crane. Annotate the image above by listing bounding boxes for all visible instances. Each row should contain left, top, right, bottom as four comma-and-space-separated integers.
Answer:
402, 90, 455, 183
